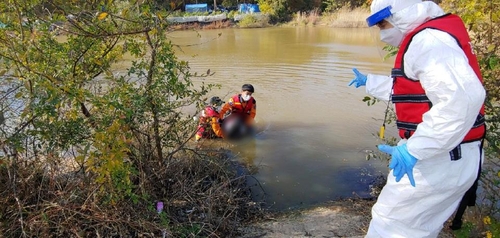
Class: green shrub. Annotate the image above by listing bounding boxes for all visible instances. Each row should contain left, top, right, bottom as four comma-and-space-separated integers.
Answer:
238, 14, 270, 28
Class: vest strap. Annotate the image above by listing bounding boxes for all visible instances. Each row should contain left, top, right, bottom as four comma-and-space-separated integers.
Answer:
396, 121, 418, 131
397, 113, 485, 138
472, 114, 485, 128
391, 68, 405, 77
450, 145, 462, 161
391, 94, 431, 103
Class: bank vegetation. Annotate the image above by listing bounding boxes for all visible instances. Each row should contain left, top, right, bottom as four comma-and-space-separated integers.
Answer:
0, 0, 499, 237
0, 0, 264, 237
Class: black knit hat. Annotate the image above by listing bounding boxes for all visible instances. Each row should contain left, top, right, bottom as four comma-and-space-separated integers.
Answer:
241, 84, 254, 93
209, 96, 224, 106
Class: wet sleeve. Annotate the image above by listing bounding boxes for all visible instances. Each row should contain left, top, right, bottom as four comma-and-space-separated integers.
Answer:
219, 99, 233, 119
404, 29, 485, 160
249, 99, 256, 119
210, 117, 224, 138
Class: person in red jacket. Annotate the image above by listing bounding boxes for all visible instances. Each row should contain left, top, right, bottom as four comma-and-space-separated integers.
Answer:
195, 96, 224, 142
219, 84, 256, 140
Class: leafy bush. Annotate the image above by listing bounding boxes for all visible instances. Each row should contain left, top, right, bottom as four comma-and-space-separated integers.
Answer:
238, 14, 270, 28
0, 0, 263, 236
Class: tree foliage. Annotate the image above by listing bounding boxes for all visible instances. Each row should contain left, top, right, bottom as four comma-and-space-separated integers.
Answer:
0, 0, 261, 236
322, 0, 367, 12
257, 0, 290, 22
0, 0, 211, 194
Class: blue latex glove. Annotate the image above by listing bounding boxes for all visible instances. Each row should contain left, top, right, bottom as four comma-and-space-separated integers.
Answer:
378, 144, 418, 187
348, 68, 367, 88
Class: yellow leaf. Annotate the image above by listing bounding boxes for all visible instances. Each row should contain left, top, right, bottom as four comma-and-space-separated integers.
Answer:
121, 9, 129, 17
97, 12, 108, 20
484, 216, 491, 225
488, 44, 495, 52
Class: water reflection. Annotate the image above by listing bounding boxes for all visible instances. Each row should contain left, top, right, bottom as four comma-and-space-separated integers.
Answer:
169, 27, 396, 210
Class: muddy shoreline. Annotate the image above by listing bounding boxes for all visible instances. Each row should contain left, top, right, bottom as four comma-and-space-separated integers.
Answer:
239, 198, 457, 238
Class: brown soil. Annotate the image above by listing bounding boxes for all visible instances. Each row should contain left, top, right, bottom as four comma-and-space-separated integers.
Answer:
237, 198, 458, 238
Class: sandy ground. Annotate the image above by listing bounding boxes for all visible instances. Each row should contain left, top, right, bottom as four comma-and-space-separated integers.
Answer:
238, 199, 457, 238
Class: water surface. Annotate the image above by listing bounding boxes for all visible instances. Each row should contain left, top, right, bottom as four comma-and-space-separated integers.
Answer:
164, 27, 396, 210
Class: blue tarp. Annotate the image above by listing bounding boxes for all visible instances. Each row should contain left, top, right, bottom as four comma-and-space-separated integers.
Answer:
238, 4, 260, 13
185, 4, 208, 13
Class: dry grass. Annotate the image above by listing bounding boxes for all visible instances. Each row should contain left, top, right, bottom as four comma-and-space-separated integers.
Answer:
288, 8, 321, 26
319, 6, 371, 28
0, 147, 264, 237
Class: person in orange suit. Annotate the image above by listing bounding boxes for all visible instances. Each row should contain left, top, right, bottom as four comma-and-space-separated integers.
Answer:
195, 96, 224, 142
219, 84, 256, 140
219, 84, 256, 124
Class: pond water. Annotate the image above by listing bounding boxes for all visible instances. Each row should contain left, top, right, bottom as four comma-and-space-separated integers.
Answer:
166, 27, 397, 211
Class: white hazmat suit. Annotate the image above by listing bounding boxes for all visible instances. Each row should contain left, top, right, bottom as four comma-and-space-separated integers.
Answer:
362, 0, 486, 237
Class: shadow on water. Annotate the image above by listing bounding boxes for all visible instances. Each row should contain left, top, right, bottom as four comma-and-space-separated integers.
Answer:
217, 120, 388, 211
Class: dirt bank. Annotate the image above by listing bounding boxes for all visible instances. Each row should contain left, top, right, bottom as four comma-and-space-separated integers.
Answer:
237, 198, 457, 238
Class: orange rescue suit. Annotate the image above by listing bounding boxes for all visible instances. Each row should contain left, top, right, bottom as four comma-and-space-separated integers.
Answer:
195, 106, 223, 141
219, 94, 256, 125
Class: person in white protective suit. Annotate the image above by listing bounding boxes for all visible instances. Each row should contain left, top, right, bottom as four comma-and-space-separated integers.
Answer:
348, 0, 487, 237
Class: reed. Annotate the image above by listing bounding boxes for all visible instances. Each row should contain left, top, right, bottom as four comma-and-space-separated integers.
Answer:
320, 6, 371, 28
289, 8, 321, 26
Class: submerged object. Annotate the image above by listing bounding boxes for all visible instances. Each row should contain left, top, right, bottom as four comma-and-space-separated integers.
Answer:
222, 115, 254, 141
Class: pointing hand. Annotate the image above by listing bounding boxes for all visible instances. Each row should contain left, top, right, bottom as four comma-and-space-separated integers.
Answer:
348, 68, 367, 88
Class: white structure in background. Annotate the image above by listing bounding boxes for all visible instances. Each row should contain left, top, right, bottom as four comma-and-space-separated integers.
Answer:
167, 13, 227, 23
167, 3, 227, 23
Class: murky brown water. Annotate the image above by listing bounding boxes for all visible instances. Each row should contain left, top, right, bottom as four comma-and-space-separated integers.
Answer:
166, 27, 396, 211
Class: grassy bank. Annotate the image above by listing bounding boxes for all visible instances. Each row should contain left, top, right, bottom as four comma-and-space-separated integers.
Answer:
166, 7, 370, 29
286, 7, 370, 27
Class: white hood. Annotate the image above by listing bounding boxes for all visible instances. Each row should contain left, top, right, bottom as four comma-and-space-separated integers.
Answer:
370, 0, 446, 35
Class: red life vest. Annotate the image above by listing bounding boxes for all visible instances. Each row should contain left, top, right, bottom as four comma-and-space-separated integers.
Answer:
392, 14, 485, 142
231, 94, 255, 117
204, 106, 218, 117
197, 106, 221, 139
